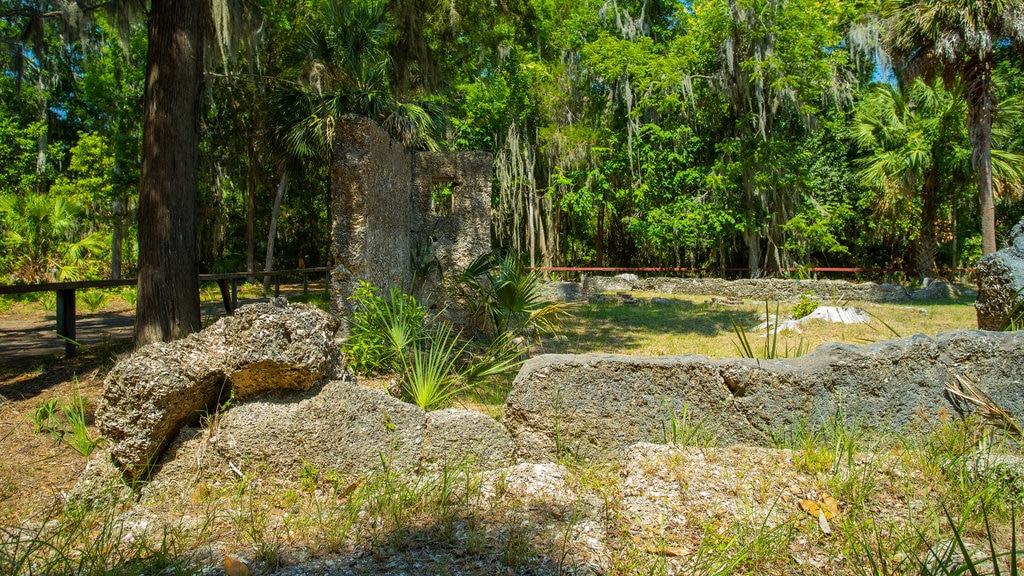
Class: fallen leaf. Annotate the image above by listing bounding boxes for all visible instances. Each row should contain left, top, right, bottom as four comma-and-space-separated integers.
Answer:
820, 492, 839, 519
224, 555, 250, 576
191, 482, 210, 504
817, 509, 832, 534
338, 480, 362, 500
799, 498, 835, 520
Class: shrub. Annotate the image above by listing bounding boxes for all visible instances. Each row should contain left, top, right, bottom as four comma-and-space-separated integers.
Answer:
458, 250, 574, 341
792, 293, 819, 319
341, 282, 427, 375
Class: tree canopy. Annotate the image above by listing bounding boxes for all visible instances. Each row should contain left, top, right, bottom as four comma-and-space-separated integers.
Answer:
2, 0, 1024, 342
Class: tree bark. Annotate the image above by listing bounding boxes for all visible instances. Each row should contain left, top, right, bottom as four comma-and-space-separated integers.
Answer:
916, 171, 939, 280
262, 170, 288, 294
246, 141, 257, 283
134, 0, 205, 347
111, 199, 122, 280
966, 55, 997, 255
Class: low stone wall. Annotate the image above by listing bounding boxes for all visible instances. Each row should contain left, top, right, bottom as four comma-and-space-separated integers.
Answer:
501, 330, 1024, 462
581, 276, 961, 303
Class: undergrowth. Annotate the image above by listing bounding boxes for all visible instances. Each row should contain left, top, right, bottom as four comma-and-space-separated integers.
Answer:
4, 399, 1020, 575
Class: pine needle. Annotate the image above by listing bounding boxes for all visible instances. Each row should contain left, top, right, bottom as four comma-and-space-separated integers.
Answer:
946, 374, 1023, 440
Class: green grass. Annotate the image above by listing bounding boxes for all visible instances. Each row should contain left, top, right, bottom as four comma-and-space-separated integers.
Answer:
537, 293, 978, 359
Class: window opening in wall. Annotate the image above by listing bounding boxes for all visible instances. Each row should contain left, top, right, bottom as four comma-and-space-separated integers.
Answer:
431, 178, 455, 216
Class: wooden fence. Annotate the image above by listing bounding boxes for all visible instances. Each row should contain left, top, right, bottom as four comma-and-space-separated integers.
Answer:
0, 268, 330, 357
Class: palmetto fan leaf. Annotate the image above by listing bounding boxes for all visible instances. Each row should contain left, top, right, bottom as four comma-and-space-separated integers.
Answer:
884, 0, 1024, 254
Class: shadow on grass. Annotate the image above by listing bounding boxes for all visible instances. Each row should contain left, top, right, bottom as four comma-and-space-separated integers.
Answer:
542, 299, 762, 355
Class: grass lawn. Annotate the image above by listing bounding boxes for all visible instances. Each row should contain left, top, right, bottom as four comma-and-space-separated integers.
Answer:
535, 293, 980, 359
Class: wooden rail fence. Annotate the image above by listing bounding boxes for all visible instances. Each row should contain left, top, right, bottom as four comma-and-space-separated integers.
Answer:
0, 267, 331, 357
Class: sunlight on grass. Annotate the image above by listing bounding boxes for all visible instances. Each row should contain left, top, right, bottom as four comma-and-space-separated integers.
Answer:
537, 293, 978, 358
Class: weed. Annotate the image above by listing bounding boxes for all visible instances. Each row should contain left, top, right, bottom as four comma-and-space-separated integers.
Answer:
793, 293, 820, 319
119, 286, 137, 307
32, 398, 61, 438
31, 385, 102, 456
78, 289, 108, 313
400, 322, 467, 411
660, 400, 718, 448
62, 391, 99, 457
300, 461, 320, 492
731, 301, 800, 359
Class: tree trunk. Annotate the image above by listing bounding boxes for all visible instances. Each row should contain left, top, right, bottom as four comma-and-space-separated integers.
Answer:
744, 228, 760, 279
111, 199, 122, 280
134, 0, 205, 347
966, 55, 997, 255
596, 200, 605, 267
262, 170, 288, 294
246, 141, 257, 283
35, 71, 47, 193
916, 171, 939, 281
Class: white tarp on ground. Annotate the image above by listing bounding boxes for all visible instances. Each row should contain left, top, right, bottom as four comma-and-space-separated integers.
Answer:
756, 306, 871, 333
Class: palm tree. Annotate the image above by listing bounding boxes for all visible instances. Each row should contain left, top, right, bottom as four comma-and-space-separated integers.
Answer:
259, 0, 443, 293
884, 0, 1024, 255
277, 0, 443, 161
0, 193, 106, 283
851, 79, 971, 279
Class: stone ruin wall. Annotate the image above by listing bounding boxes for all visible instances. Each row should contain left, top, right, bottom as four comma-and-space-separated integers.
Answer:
330, 115, 491, 320
409, 151, 493, 305
580, 275, 961, 303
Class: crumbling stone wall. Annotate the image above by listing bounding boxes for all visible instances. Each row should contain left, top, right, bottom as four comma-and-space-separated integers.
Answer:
410, 151, 493, 303
330, 115, 492, 320
583, 276, 960, 303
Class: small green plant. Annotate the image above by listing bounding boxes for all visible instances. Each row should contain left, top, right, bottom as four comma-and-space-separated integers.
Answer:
61, 392, 99, 457
1001, 286, 1024, 331
341, 281, 427, 375
660, 400, 718, 448
30, 386, 102, 457
401, 322, 467, 411
792, 293, 819, 319
120, 286, 138, 307
300, 461, 320, 492
32, 399, 61, 439
731, 301, 805, 359
78, 290, 108, 313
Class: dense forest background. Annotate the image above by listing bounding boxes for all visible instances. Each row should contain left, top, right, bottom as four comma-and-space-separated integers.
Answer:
3, 0, 1024, 287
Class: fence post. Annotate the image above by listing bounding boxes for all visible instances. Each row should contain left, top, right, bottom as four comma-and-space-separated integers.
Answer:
231, 279, 238, 310
217, 279, 234, 315
275, 273, 280, 297
56, 289, 77, 357
302, 272, 308, 294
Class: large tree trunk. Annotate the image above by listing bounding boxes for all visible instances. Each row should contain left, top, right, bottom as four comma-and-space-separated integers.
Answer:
966, 55, 997, 255
262, 170, 288, 294
134, 0, 205, 347
916, 171, 939, 280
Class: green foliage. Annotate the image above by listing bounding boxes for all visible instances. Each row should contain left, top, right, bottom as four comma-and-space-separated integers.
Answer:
0, 194, 107, 283
79, 290, 109, 313
341, 281, 427, 375
458, 250, 574, 340
341, 280, 523, 410
31, 389, 102, 457
399, 322, 468, 411
792, 294, 819, 319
